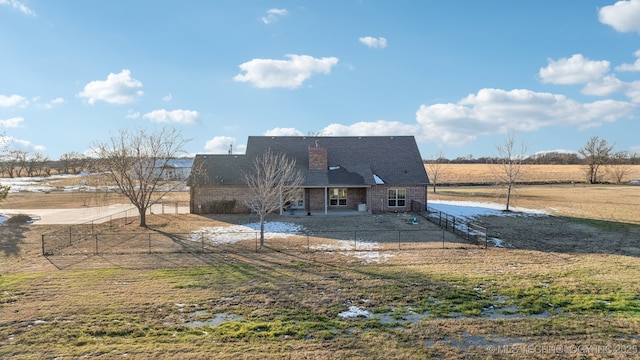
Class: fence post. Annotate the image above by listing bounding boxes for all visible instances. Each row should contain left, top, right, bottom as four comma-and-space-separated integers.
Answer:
442, 228, 445, 249
41, 234, 45, 256
148, 233, 152, 254
485, 228, 488, 249
397, 230, 401, 251
452, 217, 456, 234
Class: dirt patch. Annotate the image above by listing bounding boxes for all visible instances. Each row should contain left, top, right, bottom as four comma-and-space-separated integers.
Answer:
474, 214, 640, 256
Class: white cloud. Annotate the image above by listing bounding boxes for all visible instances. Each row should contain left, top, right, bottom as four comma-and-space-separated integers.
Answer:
359, 36, 387, 48
261, 8, 288, 24
616, 49, 640, 71
599, 0, 640, 33
0, 0, 35, 16
0, 94, 28, 108
0, 135, 45, 152
233, 54, 339, 89
204, 136, 246, 154
582, 75, 625, 96
162, 93, 173, 102
263, 127, 304, 136
142, 109, 199, 124
539, 54, 610, 85
0, 117, 23, 128
125, 109, 141, 119
624, 80, 640, 103
319, 120, 419, 137
415, 88, 636, 144
77, 69, 144, 105
37, 97, 65, 109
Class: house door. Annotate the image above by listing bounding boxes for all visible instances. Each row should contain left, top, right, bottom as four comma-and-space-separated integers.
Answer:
291, 189, 305, 209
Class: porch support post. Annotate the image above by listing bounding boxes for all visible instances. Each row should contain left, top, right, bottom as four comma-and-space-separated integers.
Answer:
324, 187, 328, 214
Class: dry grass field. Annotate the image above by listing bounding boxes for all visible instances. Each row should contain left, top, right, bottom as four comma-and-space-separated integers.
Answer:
427, 164, 640, 224
431, 164, 640, 184
1, 168, 640, 358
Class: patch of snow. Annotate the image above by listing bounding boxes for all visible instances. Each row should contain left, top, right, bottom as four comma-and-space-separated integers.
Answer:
0, 215, 6, 225
428, 200, 548, 220
190, 222, 305, 244
373, 174, 384, 184
309, 239, 394, 263
338, 306, 372, 319
329, 166, 341, 170
488, 238, 504, 248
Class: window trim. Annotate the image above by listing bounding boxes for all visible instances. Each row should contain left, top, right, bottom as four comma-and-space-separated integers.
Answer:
388, 188, 406, 207
329, 188, 348, 206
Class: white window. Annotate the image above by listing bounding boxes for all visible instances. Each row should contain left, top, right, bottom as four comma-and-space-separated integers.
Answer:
291, 189, 305, 209
388, 188, 406, 207
329, 188, 347, 206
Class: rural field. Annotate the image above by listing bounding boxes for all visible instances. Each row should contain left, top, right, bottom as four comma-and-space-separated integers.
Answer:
1, 165, 640, 359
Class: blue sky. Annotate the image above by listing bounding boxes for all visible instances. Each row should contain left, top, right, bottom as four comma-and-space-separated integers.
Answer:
1, 0, 640, 160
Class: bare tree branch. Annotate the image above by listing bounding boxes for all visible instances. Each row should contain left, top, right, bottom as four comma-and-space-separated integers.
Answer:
493, 134, 527, 211
425, 150, 447, 193
92, 127, 191, 227
243, 149, 305, 247
578, 136, 615, 184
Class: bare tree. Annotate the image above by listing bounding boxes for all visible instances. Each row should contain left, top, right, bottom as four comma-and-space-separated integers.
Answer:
607, 151, 632, 184
579, 136, 615, 184
3, 150, 28, 178
493, 135, 527, 211
92, 127, 191, 227
59, 151, 87, 174
425, 150, 447, 193
243, 149, 305, 247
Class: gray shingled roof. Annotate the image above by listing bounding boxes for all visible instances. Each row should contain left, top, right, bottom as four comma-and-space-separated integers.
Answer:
189, 136, 429, 187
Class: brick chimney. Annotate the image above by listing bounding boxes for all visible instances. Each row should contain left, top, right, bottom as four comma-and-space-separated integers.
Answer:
308, 143, 327, 171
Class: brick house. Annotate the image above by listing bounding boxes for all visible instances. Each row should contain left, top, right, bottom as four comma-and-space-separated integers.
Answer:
188, 136, 429, 214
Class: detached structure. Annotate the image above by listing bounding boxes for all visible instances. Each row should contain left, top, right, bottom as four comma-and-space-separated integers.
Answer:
188, 136, 429, 214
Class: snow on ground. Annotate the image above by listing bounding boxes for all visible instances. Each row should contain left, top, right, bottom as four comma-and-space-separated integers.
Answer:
0, 173, 118, 193
310, 240, 393, 264
338, 306, 373, 319
428, 200, 548, 219
189, 222, 305, 244
428, 200, 549, 248
190, 222, 394, 263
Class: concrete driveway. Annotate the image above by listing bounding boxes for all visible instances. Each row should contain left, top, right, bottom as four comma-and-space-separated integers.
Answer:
0, 204, 137, 225
1, 202, 191, 225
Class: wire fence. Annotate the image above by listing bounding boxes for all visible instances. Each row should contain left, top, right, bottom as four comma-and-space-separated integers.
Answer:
41, 200, 486, 257
42, 227, 482, 257
423, 205, 488, 248
41, 201, 189, 256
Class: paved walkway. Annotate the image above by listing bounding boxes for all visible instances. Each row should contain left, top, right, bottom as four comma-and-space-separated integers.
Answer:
0, 204, 137, 225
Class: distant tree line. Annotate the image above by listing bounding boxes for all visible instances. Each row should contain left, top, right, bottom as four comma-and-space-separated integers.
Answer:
424, 136, 639, 185
0, 151, 95, 178
424, 150, 639, 166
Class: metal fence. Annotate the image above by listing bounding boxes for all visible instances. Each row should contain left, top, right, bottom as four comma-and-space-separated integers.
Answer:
43, 227, 480, 256
424, 205, 488, 248
41, 201, 189, 256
